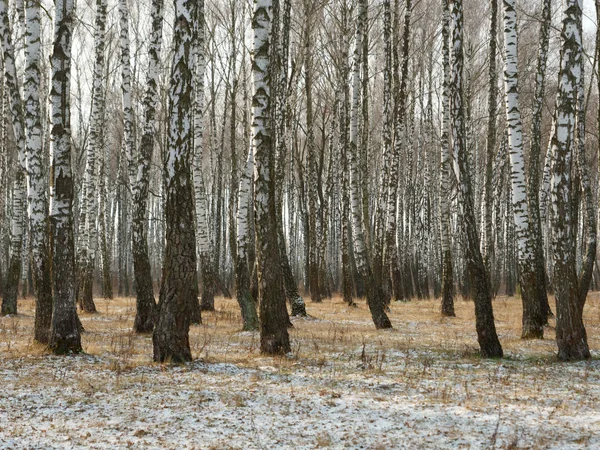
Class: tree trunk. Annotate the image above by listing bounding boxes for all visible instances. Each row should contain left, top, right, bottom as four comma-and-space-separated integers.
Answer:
350, 0, 392, 329
528, 0, 552, 323
121, 0, 160, 332
152, 0, 199, 363
0, 0, 27, 317
451, 0, 502, 357
549, 0, 590, 361
440, 0, 455, 317
253, 0, 291, 354
48, 0, 82, 355
502, 0, 544, 339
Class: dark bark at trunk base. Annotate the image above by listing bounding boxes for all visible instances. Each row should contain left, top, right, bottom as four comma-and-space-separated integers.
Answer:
235, 258, 259, 331
259, 252, 291, 355
33, 254, 53, 344
441, 249, 455, 317
132, 238, 157, 333
365, 272, 392, 329
1, 256, 21, 315
470, 264, 503, 358
79, 265, 97, 313
520, 268, 544, 339
200, 259, 215, 312
554, 264, 590, 361
278, 228, 307, 317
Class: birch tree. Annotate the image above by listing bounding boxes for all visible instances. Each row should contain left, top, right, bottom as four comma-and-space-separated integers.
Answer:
152, 0, 204, 363
502, 0, 545, 339
153, 0, 199, 363
78, 0, 108, 314
48, 0, 82, 354
549, 0, 590, 361
349, 0, 392, 329
192, 0, 216, 317
440, 0, 454, 316
483, 0, 498, 273
0, 0, 27, 317
129, 0, 164, 333
235, 145, 259, 330
253, 0, 291, 354
24, 0, 53, 342
528, 0, 552, 322
450, 0, 502, 357
275, 0, 307, 316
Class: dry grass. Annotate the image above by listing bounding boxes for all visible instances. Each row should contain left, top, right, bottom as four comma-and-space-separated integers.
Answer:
1, 293, 599, 449
1, 291, 599, 364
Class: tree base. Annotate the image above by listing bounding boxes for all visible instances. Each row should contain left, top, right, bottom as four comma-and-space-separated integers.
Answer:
521, 327, 544, 340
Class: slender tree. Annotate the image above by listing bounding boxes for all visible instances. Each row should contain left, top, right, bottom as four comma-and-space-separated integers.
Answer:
24, 0, 53, 341
549, 0, 590, 361
48, 0, 82, 354
192, 0, 215, 316
450, 0, 502, 357
130, 0, 164, 333
253, 0, 291, 354
0, 0, 27, 316
152, 0, 199, 363
349, 0, 392, 329
502, 0, 545, 339
528, 0, 552, 322
78, 0, 108, 314
440, 0, 455, 316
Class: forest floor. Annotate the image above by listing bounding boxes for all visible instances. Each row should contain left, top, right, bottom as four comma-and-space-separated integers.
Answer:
0, 293, 599, 449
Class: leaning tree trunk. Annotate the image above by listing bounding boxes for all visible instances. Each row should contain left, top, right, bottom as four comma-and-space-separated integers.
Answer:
440, 0, 455, 317
483, 0, 498, 274
528, 0, 552, 322
350, 0, 392, 329
574, 18, 596, 310
0, 0, 27, 316
152, 0, 199, 363
236, 146, 260, 331
502, 0, 544, 339
450, 0, 502, 358
253, 0, 291, 354
339, 33, 354, 307
23, 0, 53, 341
79, 0, 108, 314
123, 0, 161, 333
304, 17, 320, 304
549, 0, 590, 361
48, 0, 82, 355
192, 4, 216, 316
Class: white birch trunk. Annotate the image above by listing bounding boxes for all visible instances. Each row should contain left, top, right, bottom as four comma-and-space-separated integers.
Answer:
502, 0, 544, 338
0, 0, 27, 315
549, 0, 589, 360
48, 0, 82, 354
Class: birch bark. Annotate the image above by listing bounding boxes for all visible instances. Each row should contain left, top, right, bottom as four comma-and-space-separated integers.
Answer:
152, 0, 199, 363
502, 0, 545, 339
253, 0, 291, 354
79, 0, 108, 314
440, 0, 455, 316
22, 0, 53, 341
549, 0, 590, 361
350, 0, 392, 329
0, 0, 27, 317
130, 0, 164, 333
451, 0, 502, 357
48, 0, 82, 354
528, 0, 552, 322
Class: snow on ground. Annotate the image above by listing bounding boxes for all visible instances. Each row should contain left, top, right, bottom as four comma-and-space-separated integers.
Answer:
1, 295, 600, 449
1, 350, 599, 449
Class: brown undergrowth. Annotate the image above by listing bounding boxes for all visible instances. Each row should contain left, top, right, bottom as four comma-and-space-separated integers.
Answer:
1, 292, 598, 364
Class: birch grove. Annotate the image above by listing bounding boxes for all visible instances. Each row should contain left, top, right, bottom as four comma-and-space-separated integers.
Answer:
0, 0, 599, 363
